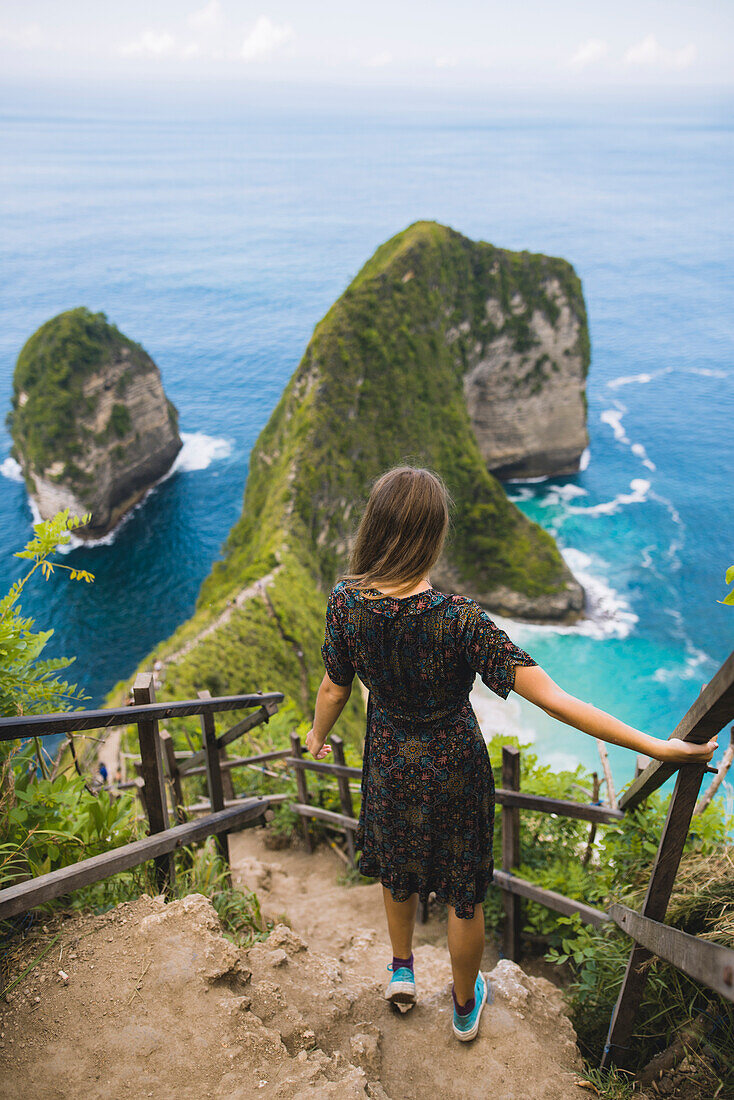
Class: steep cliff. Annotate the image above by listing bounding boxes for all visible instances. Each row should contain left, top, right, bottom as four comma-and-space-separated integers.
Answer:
8, 308, 182, 539
125, 223, 588, 741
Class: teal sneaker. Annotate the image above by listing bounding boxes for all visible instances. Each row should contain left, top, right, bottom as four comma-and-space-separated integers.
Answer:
385, 963, 416, 1011
452, 971, 489, 1041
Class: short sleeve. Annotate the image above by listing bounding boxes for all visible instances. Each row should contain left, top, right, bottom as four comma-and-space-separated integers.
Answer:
460, 600, 536, 699
321, 588, 355, 686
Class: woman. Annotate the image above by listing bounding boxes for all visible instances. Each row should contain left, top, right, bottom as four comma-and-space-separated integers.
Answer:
305, 466, 717, 1043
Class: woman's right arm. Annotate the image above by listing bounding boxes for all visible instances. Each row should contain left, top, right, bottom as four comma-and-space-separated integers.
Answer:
512, 664, 718, 765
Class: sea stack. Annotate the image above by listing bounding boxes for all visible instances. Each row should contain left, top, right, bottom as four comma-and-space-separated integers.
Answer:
7, 307, 183, 539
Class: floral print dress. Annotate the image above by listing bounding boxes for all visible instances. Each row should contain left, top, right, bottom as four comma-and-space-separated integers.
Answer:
320, 580, 537, 918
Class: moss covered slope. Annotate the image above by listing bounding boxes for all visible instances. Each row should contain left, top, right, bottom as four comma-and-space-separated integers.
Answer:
123, 223, 587, 748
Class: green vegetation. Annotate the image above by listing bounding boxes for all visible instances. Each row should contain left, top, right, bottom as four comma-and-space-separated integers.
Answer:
7, 307, 159, 488
124, 222, 588, 747
479, 733, 734, 1090
719, 563, 734, 605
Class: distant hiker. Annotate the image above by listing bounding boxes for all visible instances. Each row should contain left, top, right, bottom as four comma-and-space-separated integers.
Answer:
98, 762, 108, 785
306, 465, 718, 1042
114, 765, 123, 786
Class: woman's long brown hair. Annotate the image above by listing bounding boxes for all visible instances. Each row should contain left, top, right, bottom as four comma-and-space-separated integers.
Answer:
341, 466, 452, 598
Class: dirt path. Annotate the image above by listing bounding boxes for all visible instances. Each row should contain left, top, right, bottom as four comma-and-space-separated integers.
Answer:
0, 828, 592, 1099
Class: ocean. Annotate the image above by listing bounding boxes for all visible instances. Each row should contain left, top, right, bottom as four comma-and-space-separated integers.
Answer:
1, 85, 732, 800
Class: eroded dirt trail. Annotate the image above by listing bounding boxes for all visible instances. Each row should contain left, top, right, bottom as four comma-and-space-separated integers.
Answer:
0, 826, 589, 1099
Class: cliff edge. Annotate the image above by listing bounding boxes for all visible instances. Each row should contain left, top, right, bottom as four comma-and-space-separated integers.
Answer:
7, 307, 182, 539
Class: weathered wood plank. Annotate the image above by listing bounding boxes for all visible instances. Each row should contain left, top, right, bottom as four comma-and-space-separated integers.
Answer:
609, 904, 734, 1003
199, 690, 229, 870
602, 764, 706, 1068
290, 735, 313, 852
331, 736, 356, 866
0, 692, 285, 742
492, 870, 609, 929
291, 802, 359, 831
502, 746, 522, 961
619, 650, 734, 811
286, 756, 361, 780
160, 729, 187, 825
0, 799, 272, 920
185, 793, 289, 813
176, 703, 282, 774
494, 788, 623, 824
134, 674, 174, 892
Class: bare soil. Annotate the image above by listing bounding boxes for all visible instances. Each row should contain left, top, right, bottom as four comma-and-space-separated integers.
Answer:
0, 825, 595, 1099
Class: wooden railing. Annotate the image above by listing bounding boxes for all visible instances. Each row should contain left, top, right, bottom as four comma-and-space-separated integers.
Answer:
0, 673, 285, 920
286, 648, 734, 1070
3, 649, 733, 1073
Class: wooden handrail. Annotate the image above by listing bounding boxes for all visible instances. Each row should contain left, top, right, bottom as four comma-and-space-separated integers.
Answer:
286, 756, 621, 824
609, 903, 734, 1003
0, 691, 285, 742
0, 798, 273, 920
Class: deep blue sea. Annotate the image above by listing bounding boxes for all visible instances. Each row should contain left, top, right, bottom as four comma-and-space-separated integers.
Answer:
1, 85, 732, 800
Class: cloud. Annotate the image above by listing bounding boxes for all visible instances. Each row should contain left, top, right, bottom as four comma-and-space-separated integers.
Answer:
570, 38, 608, 68
624, 34, 697, 69
119, 29, 178, 58
0, 22, 43, 49
187, 1, 223, 34
366, 51, 393, 68
435, 55, 458, 70
240, 16, 293, 62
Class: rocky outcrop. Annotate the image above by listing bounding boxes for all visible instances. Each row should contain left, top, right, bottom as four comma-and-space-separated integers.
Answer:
461, 275, 589, 479
118, 223, 590, 740
0, 892, 585, 1100
7, 307, 182, 539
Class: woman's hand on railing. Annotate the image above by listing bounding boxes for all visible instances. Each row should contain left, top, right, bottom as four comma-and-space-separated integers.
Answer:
305, 728, 332, 759
664, 737, 718, 764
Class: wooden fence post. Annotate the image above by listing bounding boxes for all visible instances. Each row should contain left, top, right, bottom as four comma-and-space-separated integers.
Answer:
290, 732, 313, 852
601, 763, 706, 1068
133, 673, 175, 893
198, 690, 230, 875
331, 735, 356, 866
160, 728, 187, 825
502, 745, 522, 962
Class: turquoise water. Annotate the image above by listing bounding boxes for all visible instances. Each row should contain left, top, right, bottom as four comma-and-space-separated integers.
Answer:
0, 88, 732, 796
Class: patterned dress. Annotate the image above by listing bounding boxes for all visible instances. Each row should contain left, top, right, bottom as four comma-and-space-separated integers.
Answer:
320, 580, 537, 918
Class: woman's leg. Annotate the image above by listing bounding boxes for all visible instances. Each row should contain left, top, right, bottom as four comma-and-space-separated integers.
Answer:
382, 887, 418, 958
447, 903, 484, 1004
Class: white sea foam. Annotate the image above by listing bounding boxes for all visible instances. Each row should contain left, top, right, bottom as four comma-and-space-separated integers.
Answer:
171, 432, 232, 474
566, 478, 651, 517
654, 608, 713, 685
505, 474, 550, 485
579, 446, 590, 471
0, 456, 24, 483
600, 406, 630, 445
506, 486, 535, 504
630, 442, 656, 471
607, 367, 672, 389
492, 546, 638, 643
688, 367, 726, 378
538, 483, 588, 508
11, 432, 233, 550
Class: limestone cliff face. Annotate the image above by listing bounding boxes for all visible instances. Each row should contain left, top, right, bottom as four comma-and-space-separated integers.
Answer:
461, 276, 589, 479
8, 308, 182, 539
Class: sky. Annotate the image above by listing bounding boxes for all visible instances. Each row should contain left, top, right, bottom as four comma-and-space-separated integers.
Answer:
1, 0, 733, 94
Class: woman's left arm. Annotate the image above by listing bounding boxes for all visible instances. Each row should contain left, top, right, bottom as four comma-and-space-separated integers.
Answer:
305, 673, 353, 759
512, 664, 718, 764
